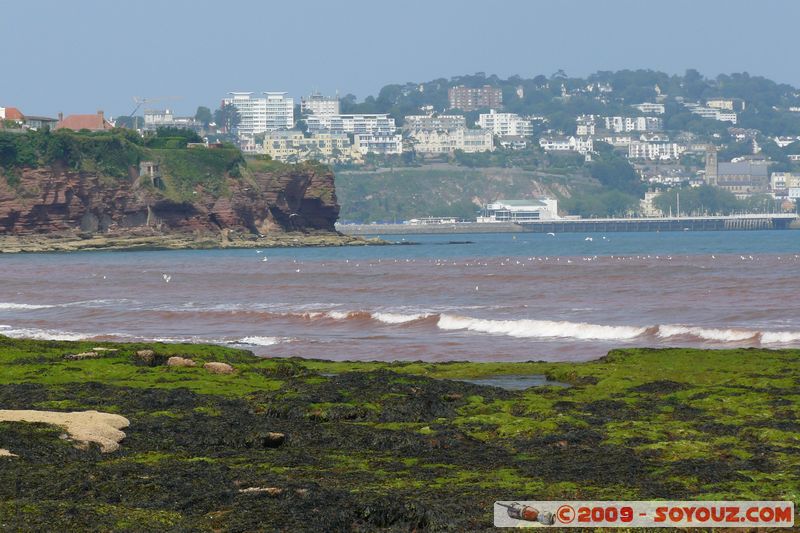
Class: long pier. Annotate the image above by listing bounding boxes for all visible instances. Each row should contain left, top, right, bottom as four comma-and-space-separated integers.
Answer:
337, 214, 798, 235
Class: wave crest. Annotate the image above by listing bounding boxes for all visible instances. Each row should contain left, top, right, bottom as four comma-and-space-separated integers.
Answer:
437, 315, 647, 340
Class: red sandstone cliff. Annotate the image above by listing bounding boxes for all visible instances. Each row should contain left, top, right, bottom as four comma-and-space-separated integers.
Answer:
0, 164, 339, 237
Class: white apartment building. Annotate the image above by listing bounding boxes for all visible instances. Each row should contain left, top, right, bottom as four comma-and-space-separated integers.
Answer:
684, 103, 737, 124
477, 110, 533, 136
632, 102, 665, 114
354, 133, 403, 155
222, 92, 294, 137
603, 116, 663, 133
628, 140, 686, 160
402, 114, 466, 132
538, 136, 593, 154
301, 93, 340, 116
409, 128, 494, 154
264, 92, 294, 130
305, 114, 396, 135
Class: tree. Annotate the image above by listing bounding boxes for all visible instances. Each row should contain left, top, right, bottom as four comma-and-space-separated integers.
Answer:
653, 186, 741, 215
195, 106, 212, 127
214, 103, 240, 133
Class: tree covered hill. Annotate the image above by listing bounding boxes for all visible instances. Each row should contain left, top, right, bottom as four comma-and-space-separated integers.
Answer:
341, 69, 800, 136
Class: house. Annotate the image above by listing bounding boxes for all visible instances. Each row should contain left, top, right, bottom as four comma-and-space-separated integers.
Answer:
539, 136, 593, 155
24, 115, 58, 130
0, 107, 24, 122
497, 135, 527, 150
55, 111, 113, 131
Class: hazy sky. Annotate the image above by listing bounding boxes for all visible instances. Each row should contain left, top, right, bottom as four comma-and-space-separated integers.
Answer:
3, 0, 799, 118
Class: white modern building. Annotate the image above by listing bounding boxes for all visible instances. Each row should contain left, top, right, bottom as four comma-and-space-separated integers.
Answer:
264, 92, 294, 130
222, 91, 294, 137
354, 133, 403, 155
301, 93, 340, 117
603, 116, 663, 133
539, 136, 594, 155
408, 128, 494, 154
477, 110, 533, 137
477, 198, 560, 222
632, 102, 665, 114
684, 103, 737, 124
628, 140, 687, 160
402, 114, 467, 132
306, 114, 396, 135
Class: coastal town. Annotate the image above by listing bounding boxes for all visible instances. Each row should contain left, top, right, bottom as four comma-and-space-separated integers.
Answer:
3, 70, 800, 223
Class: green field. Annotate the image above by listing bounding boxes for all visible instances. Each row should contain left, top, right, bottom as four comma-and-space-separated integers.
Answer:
0, 336, 798, 531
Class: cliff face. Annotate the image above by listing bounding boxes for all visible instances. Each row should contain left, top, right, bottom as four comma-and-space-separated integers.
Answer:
0, 164, 339, 236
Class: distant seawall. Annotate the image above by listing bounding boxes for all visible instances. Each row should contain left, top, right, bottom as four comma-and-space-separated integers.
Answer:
338, 214, 798, 235
337, 222, 526, 235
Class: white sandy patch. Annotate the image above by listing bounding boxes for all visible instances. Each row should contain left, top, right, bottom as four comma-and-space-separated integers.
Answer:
0, 410, 130, 453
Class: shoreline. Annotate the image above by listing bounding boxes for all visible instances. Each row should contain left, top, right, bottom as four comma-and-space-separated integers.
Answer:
0, 231, 387, 254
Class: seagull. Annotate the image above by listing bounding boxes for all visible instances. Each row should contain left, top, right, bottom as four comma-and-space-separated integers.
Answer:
262, 257, 268, 262
162, 274, 171, 283
585, 237, 593, 241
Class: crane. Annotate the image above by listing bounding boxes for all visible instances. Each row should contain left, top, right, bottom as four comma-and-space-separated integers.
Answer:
128, 96, 183, 118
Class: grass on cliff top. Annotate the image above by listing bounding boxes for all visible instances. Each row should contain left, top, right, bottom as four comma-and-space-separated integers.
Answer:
0, 336, 798, 530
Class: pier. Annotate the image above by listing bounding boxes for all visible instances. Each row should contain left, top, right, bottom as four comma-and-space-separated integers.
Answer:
337, 213, 799, 235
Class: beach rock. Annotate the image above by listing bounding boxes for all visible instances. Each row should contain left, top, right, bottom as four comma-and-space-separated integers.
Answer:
167, 356, 196, 367
134, 350, 156, 364
203, 362, 234, 374
92, 347, 118, 353
0, 410, 130, 453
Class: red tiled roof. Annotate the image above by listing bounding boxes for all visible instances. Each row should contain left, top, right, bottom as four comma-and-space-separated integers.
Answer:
3, 107, 24, 120
56, 113, 112, 131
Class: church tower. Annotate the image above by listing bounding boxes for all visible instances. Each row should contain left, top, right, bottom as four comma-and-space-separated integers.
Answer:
705, 146, 718, 186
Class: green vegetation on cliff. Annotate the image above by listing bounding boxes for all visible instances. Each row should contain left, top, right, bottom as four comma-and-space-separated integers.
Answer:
0, 128, 245, 202
0, 336, 797, 531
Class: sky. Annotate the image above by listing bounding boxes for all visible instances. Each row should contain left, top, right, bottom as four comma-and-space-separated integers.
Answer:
3, 0, 800, 118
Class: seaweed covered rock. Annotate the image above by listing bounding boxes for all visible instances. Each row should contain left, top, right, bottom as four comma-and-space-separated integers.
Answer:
204, 362, 234, 374
167, 356, 196, 367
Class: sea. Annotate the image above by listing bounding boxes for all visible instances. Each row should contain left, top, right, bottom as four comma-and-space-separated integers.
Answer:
1, 230, 799, 362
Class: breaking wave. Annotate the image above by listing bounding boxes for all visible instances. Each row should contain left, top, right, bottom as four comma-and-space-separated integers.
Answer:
0, 302, 55, 310
435, 314, 800, 346
236, 336, 290, 346
656, 325, 757, 343
436, 315, 648, 340
0, 327, 90, 341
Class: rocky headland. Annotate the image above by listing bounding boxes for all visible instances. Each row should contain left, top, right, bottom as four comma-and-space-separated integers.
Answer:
0, 129, 380, 252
